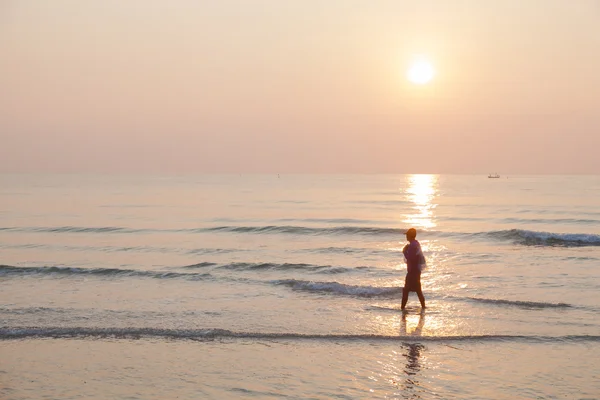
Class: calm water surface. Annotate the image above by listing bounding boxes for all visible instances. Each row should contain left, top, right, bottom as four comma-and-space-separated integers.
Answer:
1, 174, 599, 399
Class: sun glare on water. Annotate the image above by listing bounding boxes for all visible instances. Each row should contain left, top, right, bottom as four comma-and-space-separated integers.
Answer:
407, 59, 435, 85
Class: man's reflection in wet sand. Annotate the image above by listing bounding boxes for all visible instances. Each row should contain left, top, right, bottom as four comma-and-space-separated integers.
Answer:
399, 311, 425, 398
400, 310, 425, 337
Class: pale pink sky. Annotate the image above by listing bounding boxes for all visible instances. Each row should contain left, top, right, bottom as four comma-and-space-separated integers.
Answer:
1, 0, 599, 174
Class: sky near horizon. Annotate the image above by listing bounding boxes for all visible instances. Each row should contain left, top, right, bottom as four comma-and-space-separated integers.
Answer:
1, 0, 599, 174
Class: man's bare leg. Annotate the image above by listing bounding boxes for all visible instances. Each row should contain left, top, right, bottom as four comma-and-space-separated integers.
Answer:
401, 287, 410, 310
416, 289, 426, 309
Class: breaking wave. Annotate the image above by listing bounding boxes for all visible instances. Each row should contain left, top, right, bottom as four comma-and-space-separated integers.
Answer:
463, 297, 572, 309
184, 262, 366, 274
4, 224, 599, 247
0, 262, 366, 280
202, 225, 405, 236
210, 262, 363, 274
482, 229, 600, 247
273, 279, 402, 298
202, 227, 600, 247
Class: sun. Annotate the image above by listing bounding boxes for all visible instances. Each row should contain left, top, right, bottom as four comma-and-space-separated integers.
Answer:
407, 60, 435, 85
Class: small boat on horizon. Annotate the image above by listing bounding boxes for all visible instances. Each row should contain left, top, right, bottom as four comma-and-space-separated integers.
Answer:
488, 173, 500, 178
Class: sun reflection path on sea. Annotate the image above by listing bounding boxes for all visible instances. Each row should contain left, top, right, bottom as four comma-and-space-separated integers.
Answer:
383, 174, 441, 273
403, 174, 438, 230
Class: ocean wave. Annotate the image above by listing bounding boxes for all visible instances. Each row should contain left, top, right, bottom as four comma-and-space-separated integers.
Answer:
500, 217, 600, 225
36, 226, 141, 233
0, 243, 183, 254
483, 229, 600, 247
305, 246, 367, 255
4, 224, 599, 247
221, 262, 353, 273
202, 226, 600, 247
0, 307, 222, 318
439, 216, 600, 225
202, 225, 405, 236
183, 262, 219, 268
197, 227, 600, 247
276, 218, 378, 225
463, 297, 572, 309
0, 265, 211, 281
1, 327, 598, 343
514, 209, 600, 217
184, 262, 364, 274
1, 226, 149, 234
273, 279, 402, 298
303, 246, 395, 256
0, 242, 243, 256
187, 248, 242, 255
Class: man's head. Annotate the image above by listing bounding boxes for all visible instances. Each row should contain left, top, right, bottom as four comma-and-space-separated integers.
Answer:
405, 228, 417, 241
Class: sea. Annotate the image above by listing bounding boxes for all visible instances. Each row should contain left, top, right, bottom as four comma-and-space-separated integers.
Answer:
1, 174, 599, 400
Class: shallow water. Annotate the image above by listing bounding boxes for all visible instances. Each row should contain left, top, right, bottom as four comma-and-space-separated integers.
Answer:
1, 174, 599, 399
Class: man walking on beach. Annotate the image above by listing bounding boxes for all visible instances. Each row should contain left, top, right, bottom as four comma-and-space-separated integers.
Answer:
402, 228, 426, 310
